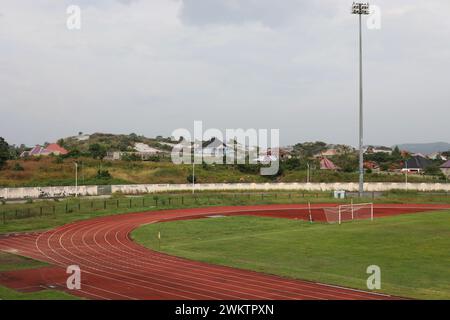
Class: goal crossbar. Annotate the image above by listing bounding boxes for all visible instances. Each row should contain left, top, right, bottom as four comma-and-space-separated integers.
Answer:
324, 202, 374, 224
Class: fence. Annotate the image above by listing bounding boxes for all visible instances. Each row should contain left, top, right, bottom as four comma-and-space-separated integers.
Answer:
0, 192, 334, 224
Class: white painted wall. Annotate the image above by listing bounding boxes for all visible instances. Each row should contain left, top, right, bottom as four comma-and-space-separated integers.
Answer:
0, 186, 98, 200
111, 182, 450, 194
0, 183, 449, 200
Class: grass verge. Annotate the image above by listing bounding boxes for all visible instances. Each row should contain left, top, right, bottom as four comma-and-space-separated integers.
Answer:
0, 285, 78, 300
0, 252, 78, 300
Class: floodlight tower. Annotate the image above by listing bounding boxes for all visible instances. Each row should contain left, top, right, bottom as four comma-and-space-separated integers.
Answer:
352, 2, 370, 197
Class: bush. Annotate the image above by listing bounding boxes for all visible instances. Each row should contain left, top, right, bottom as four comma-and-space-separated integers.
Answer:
13, 163, 24, 171
187, 174, 197, 183
121, 153, 141, 161
96, 169, 112, 179
425, 164, 443, 176
53, 156, 64, 164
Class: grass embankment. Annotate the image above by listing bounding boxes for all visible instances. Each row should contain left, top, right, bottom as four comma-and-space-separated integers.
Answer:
0, 252, 77, 300
132, 211, 450, 300
0, 156, 442, 187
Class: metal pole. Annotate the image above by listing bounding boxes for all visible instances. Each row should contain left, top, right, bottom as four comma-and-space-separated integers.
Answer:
405, 159, 408, 191
308, 201, 312, 223
74, 162, 78, 197
307, 162, 310, 183
192, 162, 195, 194
358, 12, 364, 197
338, 206, 342, 225
351, 198, 354, 220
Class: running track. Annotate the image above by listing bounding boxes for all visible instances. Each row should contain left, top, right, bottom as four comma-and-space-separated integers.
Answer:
0, 203, 448, 300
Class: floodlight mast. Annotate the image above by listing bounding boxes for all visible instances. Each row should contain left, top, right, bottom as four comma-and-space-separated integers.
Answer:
352, 2, 370, 197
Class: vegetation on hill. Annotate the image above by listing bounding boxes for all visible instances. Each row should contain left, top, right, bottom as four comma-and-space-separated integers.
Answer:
0, 156, 443, 188
0, 137, 10, 169
1, 135, 448, 187
58, 132, 175, 154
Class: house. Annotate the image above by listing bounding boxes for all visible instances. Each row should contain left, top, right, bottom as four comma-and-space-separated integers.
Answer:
20, 143, 68, 157
320, 158, 340, 171
202, 138, 227, 156
267, 148, 292, 160
254, 155, 278, 164
427, 152, 448, 161
364, 146, 392, 155
440, 160, 450, 178
104, 151, 123, 161
401, 155, 432, 174
134, 143, 162, 155
75, 133, 90, 141
44, 143, 69, 155
364, 161, 380, 173
314, 148, 338, 158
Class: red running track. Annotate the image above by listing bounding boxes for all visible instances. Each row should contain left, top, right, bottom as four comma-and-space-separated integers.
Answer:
0, 203, 448, 300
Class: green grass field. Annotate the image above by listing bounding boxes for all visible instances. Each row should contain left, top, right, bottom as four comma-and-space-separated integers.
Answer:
132, 210, 450, 299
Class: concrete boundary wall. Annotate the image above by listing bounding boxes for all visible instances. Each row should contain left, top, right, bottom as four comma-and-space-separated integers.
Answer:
1, 183, 449, 200
112, 182, 450, 194
0, 186, 98, 200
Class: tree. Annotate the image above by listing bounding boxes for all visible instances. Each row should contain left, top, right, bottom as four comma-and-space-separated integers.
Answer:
425, 164, 442, 176
57, 138, 65, 148
89, 143, 107, 159
392, 146, 401, 159
0, 137, 10, 169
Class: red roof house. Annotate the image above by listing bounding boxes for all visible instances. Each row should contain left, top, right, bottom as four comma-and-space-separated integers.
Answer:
44, 143, 69, 155
320, 157, 340, 170
20, 143, 68, 157
441, 160, 450, 177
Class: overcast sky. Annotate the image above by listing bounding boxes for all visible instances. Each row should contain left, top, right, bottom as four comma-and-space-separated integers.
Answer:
1, 0, 449, 147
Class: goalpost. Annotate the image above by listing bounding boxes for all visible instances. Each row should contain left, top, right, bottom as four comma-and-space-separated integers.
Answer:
324, 202, 374, 224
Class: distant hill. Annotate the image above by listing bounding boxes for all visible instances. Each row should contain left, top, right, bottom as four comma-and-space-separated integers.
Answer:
394, 142, 450, 154
58, 133, 176, 153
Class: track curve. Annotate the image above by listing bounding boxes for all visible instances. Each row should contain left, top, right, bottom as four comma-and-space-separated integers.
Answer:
1, 203, 448, 300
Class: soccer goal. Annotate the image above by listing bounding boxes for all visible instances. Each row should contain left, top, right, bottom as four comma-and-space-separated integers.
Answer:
323, 202, 374, 224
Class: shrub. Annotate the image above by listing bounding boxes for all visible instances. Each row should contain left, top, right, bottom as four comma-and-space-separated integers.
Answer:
187, 174, 197, 183
96, 169, 112, 179
53, 156, 64, 164
13, 163, 24, 171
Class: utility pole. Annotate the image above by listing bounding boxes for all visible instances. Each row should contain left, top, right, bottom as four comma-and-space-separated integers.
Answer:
74, 162, 78, 197
352, 2, 370, 197
405, 158, 408, 191
192, 162, 195, 194
307, 162, 310, 183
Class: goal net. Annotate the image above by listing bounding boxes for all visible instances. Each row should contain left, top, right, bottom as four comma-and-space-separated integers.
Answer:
323, 203, 374, 224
